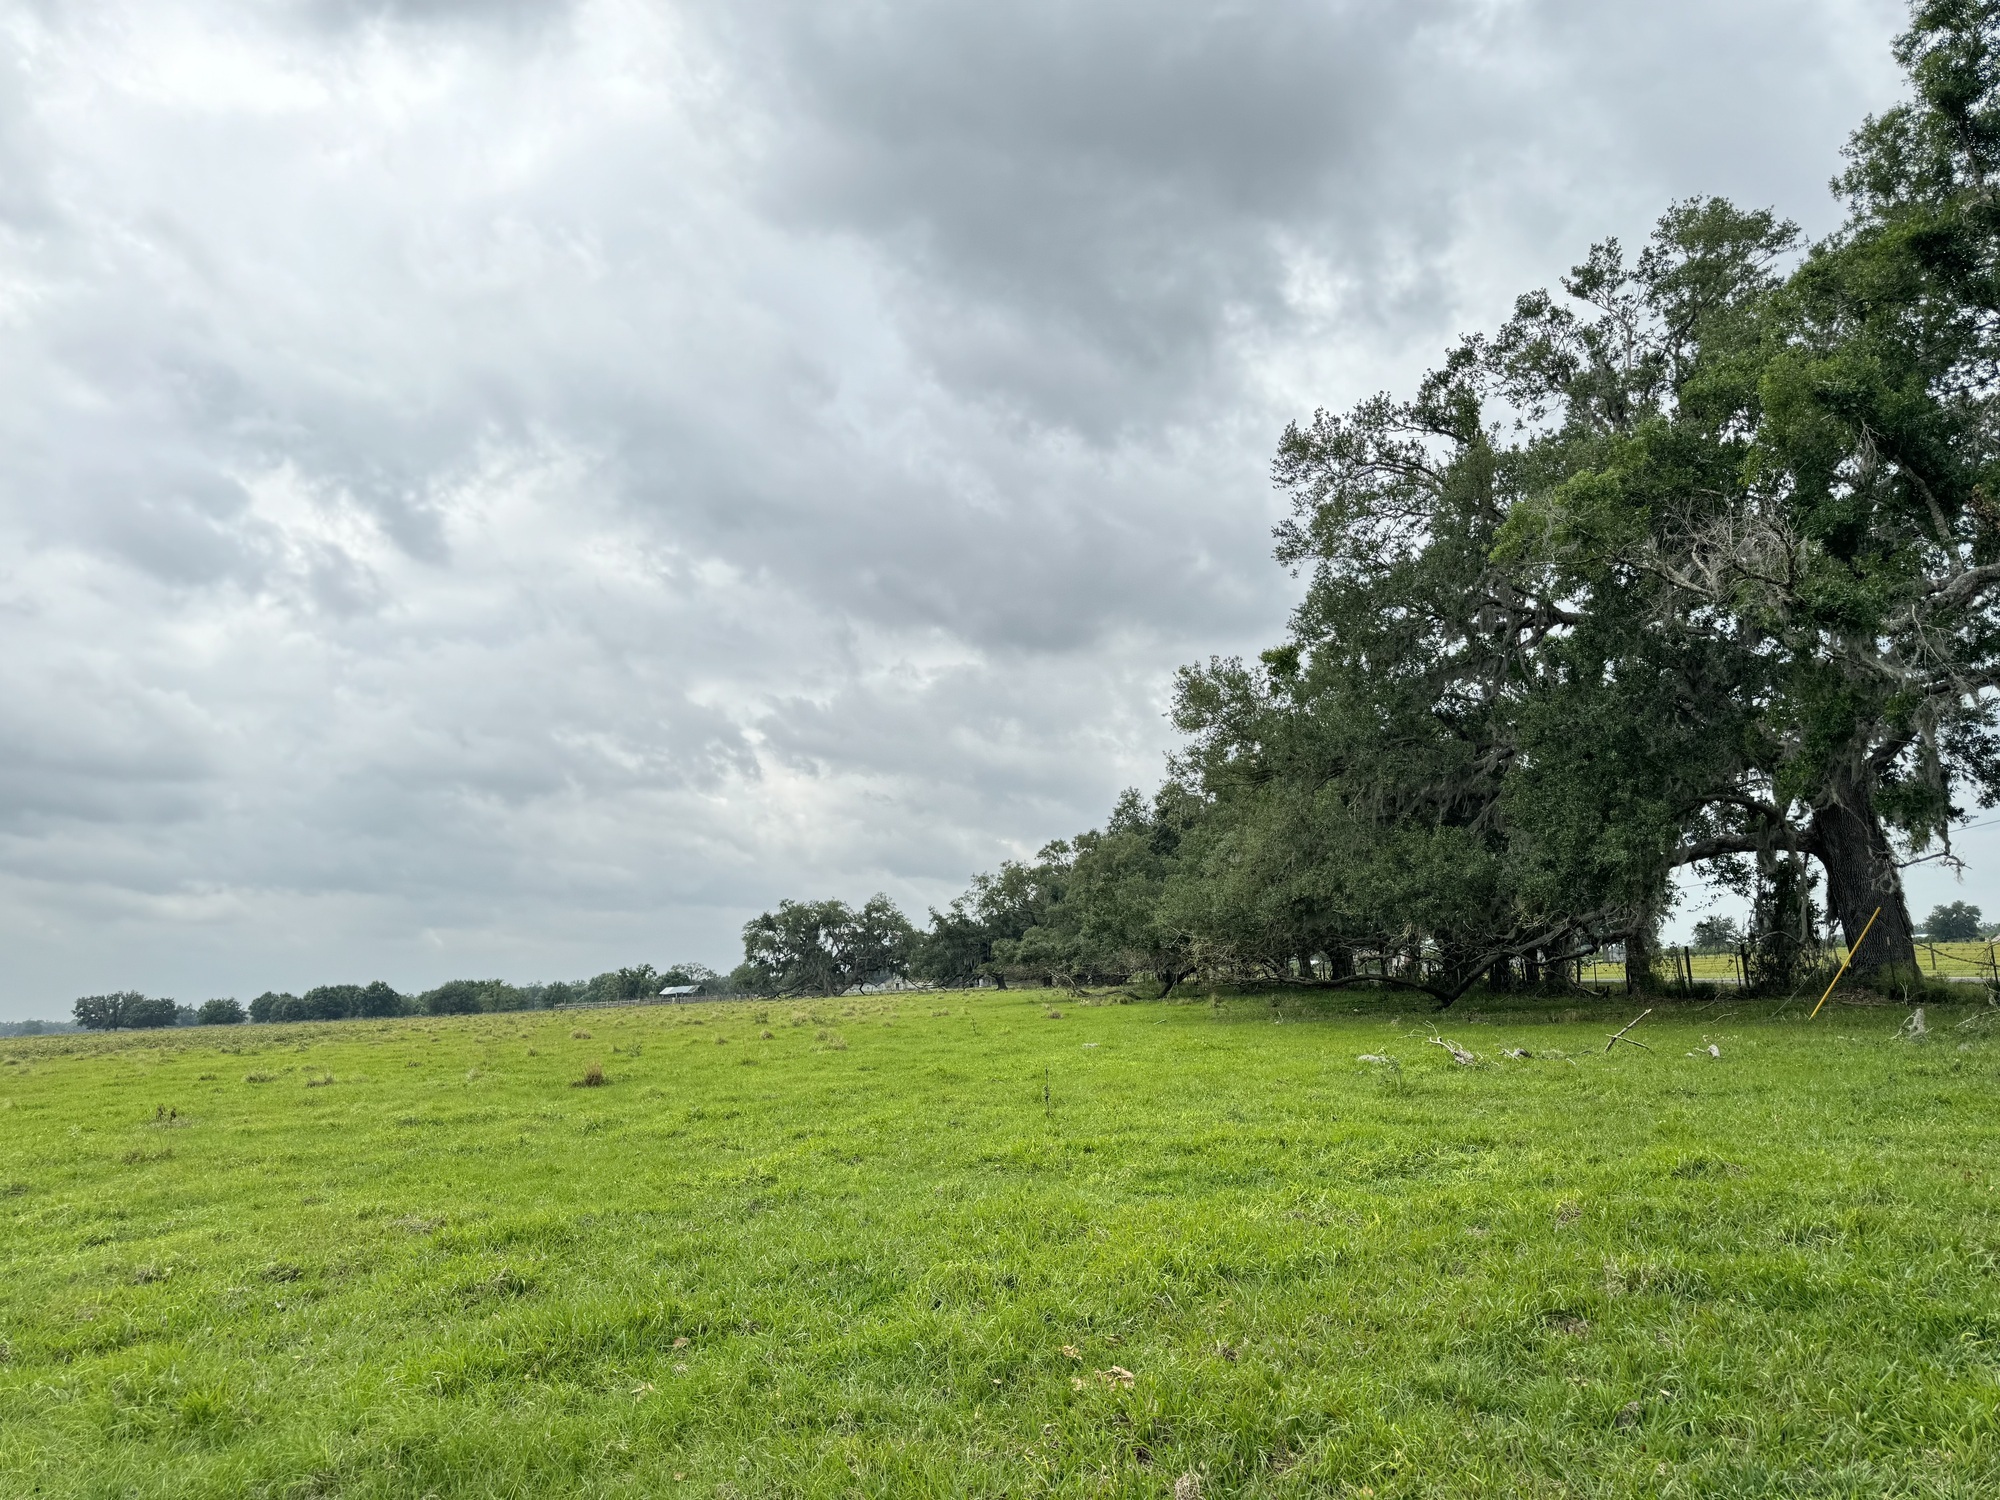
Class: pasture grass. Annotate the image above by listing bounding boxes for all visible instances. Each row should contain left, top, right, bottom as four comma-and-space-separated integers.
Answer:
1, 988, 1997, 1497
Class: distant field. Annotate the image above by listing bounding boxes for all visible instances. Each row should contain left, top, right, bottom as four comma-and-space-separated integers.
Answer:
3, 990, 1998, 1498
1579, 942, 2000, 988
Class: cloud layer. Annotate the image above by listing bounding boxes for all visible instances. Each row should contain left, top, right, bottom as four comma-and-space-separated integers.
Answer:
0, 0, 1913, 1013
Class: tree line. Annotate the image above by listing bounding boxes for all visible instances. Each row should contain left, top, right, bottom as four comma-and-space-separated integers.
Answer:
69, 964, 719, 1031
744, 7, 2000, 1005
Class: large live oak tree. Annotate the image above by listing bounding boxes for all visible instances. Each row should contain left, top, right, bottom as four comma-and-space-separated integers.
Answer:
1162, 4, 2000, 992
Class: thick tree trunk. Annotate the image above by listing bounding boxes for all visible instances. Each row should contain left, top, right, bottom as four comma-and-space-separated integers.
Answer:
1808, 771, 1917, 981
1625, 922, 1657, 994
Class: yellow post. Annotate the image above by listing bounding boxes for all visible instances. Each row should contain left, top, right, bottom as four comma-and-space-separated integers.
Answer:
1811, 906, 1882, 1019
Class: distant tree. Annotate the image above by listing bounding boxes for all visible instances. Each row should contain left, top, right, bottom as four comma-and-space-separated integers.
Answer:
912, 901, 994, 989
73, 991, 141, 1030
586, 966, 662, 1004
742, 896, 916, 995
355, 981, 406, 1017
996, 789, 1201, 996
248, 991, 295, 1023
1691, 916, 1745, 954
913, 862, 1061, 989
126, 995, 178, 1029
1924, 902, 1984, 943
422, 980, 491, 1015
197, 998, 246, 1025
73, 991, 177, 1030
301, 984, 364, 1021
744, 901, 843, 995
845, 896, 919, 986
521, 979, 580, 1007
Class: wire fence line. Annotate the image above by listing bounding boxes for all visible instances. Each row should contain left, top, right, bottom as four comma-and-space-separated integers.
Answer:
551, 993, 733, 1011
540, 943, 2000, 1010
1577, 939, 2000, 989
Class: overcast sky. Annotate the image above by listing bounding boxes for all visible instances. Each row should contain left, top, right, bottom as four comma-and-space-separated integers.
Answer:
5, 0, 1975, 1016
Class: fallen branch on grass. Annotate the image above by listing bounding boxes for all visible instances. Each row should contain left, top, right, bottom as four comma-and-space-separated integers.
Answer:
1605, 1009, 1653, 1053
1428, 1036, 1477, 1066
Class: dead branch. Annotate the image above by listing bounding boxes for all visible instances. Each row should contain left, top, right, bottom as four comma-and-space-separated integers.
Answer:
1605, 1008, 1653, 1053
1428, 1036, 1478, 1066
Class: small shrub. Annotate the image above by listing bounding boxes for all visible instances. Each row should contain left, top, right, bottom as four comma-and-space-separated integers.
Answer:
573, 1062, 607, 1088
243, 1072, 277, 1084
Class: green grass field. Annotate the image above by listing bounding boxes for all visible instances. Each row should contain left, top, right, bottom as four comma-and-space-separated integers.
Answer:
3, 989, 1998, 1498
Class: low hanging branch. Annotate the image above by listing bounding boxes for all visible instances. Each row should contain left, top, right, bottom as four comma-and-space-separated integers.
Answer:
1287, 907, 1625, 1010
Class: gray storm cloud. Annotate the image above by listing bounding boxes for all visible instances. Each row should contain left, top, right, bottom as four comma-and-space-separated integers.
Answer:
0, 0, 1907, 1014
